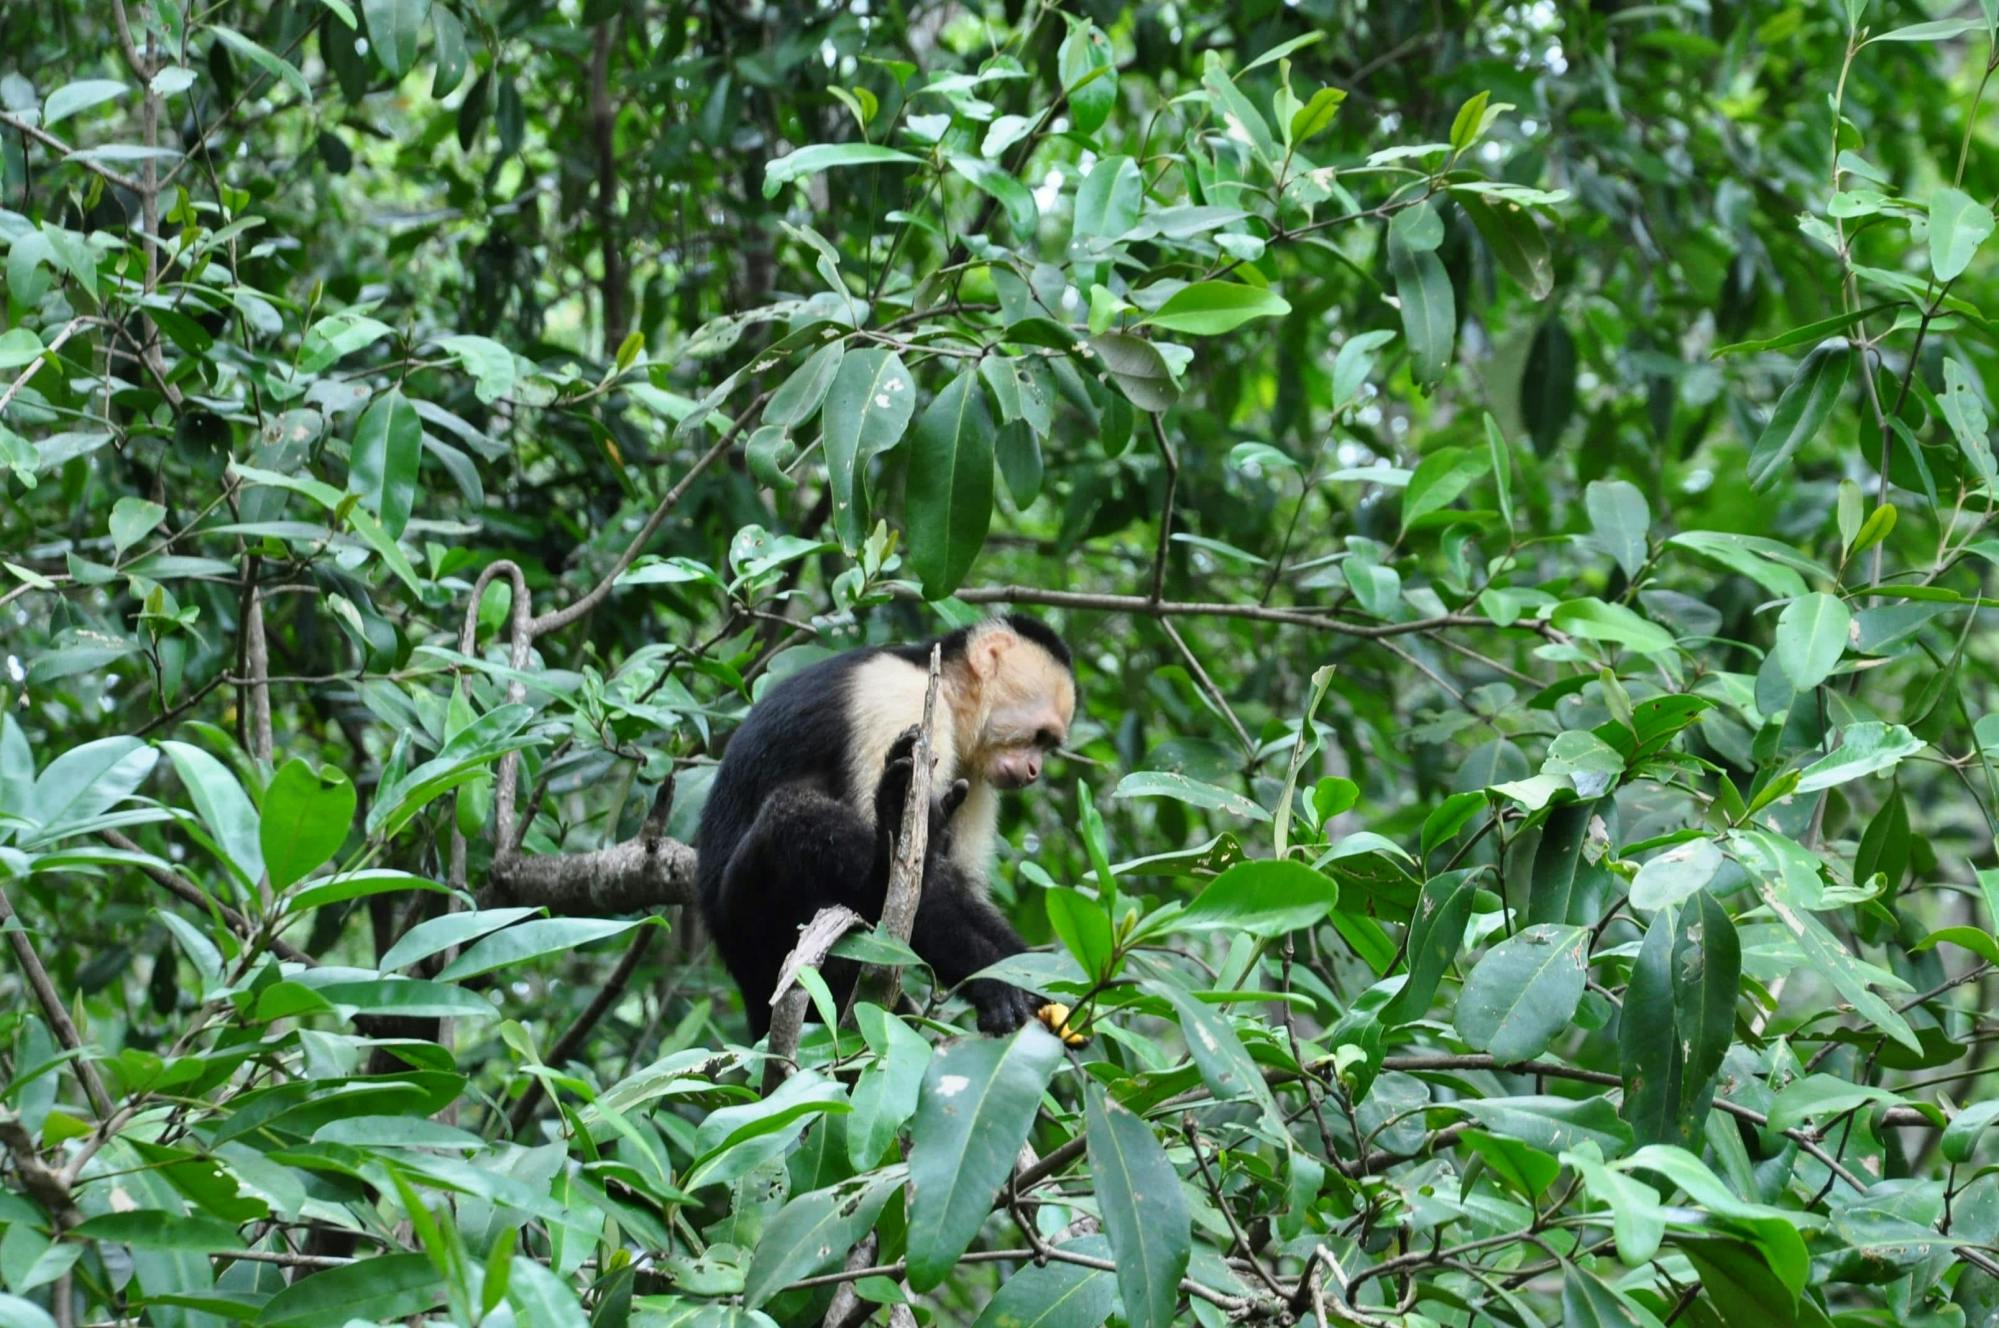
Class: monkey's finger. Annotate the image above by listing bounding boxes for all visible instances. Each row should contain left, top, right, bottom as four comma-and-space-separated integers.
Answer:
1036, 1002, 1087, 1047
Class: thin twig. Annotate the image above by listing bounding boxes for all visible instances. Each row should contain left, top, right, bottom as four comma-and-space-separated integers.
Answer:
0, 888, 113, 1115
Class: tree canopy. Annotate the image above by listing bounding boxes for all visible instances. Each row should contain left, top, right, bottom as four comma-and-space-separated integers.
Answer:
6, 1, 1999, 1325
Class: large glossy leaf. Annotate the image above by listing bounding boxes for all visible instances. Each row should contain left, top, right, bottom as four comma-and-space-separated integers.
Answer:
905, 368, 996, 598
1139, 281, 1290, 335
1629, 838, 1725, 911
763, 143, 921, 197
1746, 344, 1850, 489
762, 342, 845, 429
1527, 799, 1610, 926
969, 1235, 1115, 1328
1388, 230, 1455, 386
1620, 893, 1738, 1147
437, 917, 649, 980
360, 0, 428, 76
906, 1025, 1065, 1290
1585, 479, 1650, 578
1089, 332, 1180, 412
349, 388, 422, 539
259, 1252, 440, 1326
27, 736, 157, 832
1401, 445, 1490, 530
820, 347, 916, 548
1059, 19, 1117, 133
846, 1004, 932, 1169
1455, 923, 1589, 1062
261, 759, 355, 892
1112, 771, 1268, 820
1930, 184, 1995, 281
1774, 592, 1849, 692
1793, 721, 1924, 793
742, 1168, 901, 1308
1169, 860, 1339, 936
1383, 868, 1479, 1024
1148, 980, 1275, 1115
161, 741, 264, 891
1550, 597, 1675, 655
1086, 1083, 1189, 1328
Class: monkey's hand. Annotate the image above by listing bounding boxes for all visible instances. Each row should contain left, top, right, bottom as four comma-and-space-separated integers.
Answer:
1036, 1002, 1088, 1047
966, 979, 1041, 1037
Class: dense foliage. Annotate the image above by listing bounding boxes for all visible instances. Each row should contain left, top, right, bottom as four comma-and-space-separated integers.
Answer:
9, 0, 1999, 1324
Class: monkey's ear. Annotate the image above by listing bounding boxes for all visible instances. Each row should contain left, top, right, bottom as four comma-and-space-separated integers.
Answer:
969, 631, 1010, 679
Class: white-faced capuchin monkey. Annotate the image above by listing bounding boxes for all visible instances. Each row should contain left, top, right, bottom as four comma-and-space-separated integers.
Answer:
697, 614, 1076, 1038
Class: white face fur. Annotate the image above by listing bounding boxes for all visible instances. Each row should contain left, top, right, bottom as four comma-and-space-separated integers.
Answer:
963, 627, 1075, 791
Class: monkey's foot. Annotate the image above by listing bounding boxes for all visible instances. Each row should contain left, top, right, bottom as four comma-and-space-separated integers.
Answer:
1036, 1002, 1088, 1047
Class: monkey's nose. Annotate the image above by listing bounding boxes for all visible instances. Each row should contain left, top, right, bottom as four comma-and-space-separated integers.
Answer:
1025, 754, 1042, 782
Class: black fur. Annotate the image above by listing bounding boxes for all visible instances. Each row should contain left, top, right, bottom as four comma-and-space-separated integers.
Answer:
697, 623, 1068, 1038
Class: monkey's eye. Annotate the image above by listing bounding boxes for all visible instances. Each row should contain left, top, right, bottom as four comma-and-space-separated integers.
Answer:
1034, 728, 1061, 750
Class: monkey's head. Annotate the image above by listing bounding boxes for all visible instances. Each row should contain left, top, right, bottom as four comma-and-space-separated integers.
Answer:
958, 615, 1077, 790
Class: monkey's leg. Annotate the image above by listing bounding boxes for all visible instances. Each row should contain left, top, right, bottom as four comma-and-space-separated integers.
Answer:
713, 787, 878, 1038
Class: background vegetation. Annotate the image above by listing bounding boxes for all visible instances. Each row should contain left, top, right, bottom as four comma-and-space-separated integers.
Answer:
6, 0, 1999, 1324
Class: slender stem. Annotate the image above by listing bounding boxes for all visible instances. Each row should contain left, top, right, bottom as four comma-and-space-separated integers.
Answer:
0, 888, 113, 1116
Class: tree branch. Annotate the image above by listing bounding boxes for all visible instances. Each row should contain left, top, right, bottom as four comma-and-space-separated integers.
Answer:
0, 888, 112, 1116
925, 585, 1525, 639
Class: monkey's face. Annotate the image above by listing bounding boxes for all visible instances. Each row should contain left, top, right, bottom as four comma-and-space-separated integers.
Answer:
971, 633, 1076, 790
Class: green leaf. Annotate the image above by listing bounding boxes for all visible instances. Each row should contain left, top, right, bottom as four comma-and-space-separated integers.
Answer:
1584, 480, 1649, 579
821, 348, 917, 548
1073, 155, 1143, 243
1930, 184, 1995, 281
1765, 1073, 1905, 1134
1942, 1099, 1999, 1163
969, 1235, 1115, 1328
1665, 531, 1814, 599
1455, 923, 1590, 1062
1746, 845, 1922, 1053
1621, 895, 1738, 1147
161, 741, 263, 891
311, 977, 498, 1019
905, 368, 996, 598
430, 3, 467, 96
260, 759, 356, 892
1711, 303, 1897, 356
432, 334, 517, 405
1388, 230, 1455, 386
1171, 860, 1338, 936
948, 154, 1039, 236
1200, 51, 1275, 163
44, 79, 128, 126
763, 342, 845, 429
259, 1252, 440, 1326
207, 25, 312, 103
1774, 592, 1850, 692
1138, 282, 1291, 336
1793, 721, 1924, 793
109, 496, 167, 557
1458, 191, 1553, 300
906, 1025, 1066, 1290
1113, 771, 1268, 820
847, 1005, 932, 1169
1551, 597, 1676, 655
72, 1212, 245, 1251
1867, 16, 1986, 42
1940, 358, 1996, 486
1148, 981, 1275, 1116
1088, 333, 1180, 412
349, 389, 422, 539
1058, 20, 1118, 134
1401, 444, 1491, 530
1630, 838, 1725, 911
1383, 869, 1479, 1024
1288, 86, 1347, 143
1527, 800, 1610, 926
1746, 344, 1850, 490
1452, 1094, 1633, 1158
438, 917, 649, 980
1561, 1264, 1656, 1328
742, 1170, 901, 1308
764, 143, 921, 198
361, 0, 430, 77
1085, 1083, 1189, 1328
